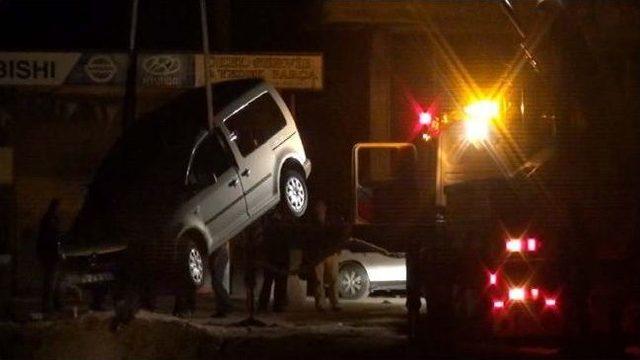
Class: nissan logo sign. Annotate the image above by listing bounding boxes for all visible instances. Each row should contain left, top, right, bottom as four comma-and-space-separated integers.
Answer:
143, 56, 181, 76
84, 56, 117, 83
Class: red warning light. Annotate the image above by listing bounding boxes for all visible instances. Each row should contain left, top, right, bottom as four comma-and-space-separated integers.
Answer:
489, 273, 497, 286
531, 288, 539, 299
419, 112, 432, 125
506, 239, 522, 252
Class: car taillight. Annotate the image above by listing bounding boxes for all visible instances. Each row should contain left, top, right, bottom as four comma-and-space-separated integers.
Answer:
506, 239, 522, 252
527, 238, 538, 252
489, 273, 497, 286
530, 288, 539, 299
493, 300, 505, 309
509, 287, 525, 301
545, 298, 556, 307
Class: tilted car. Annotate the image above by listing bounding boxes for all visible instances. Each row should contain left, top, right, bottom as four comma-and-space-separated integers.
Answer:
62, 79, 311, 297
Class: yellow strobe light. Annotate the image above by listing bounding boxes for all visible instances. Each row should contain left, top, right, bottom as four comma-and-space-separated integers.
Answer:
463, 100, 499, 142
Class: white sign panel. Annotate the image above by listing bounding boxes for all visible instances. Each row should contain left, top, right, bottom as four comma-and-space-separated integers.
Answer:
0, 52, 80, 86
197, 54, 323, 90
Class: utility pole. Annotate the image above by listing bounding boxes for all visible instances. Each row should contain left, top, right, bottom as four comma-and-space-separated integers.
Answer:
200, 0, 214, 129
122, 0, 140, 131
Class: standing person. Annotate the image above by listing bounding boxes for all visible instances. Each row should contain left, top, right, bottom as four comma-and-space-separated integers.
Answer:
210, 242, 232, 317
36, 198, 62, 314
310, 200, 341, 312
258, 210, 290, 313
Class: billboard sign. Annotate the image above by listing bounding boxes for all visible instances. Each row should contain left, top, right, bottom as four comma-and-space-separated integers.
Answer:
197, 54, 323, 90
0, 52, 323, 90
138, 54, 195, 88
0, 52, 80, 86
68, 54, 129, 85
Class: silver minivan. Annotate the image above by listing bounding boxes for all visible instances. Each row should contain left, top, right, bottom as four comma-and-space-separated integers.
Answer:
64, 79, 311, 293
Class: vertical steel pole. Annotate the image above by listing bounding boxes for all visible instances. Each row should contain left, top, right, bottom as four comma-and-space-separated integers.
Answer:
200, 0, 214, 129
122, 0, 140, 131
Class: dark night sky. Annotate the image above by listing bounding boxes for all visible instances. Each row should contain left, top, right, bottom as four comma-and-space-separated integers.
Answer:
0, 0, 319, 52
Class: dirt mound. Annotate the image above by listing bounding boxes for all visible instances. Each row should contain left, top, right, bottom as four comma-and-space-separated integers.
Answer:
1, 311, 406, 359
1, 312, 221, 360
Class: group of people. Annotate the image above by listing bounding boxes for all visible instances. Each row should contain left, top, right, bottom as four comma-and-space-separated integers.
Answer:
169, 198, 348, 317
36, 198, 347, 317
254, 199, 343, 314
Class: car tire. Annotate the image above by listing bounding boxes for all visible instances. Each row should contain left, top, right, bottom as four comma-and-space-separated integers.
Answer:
280, 169, 308, 218
338, 262, 370, 300
178, 237, 207, 289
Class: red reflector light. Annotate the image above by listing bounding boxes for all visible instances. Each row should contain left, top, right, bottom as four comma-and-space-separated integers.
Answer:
531, 288, 539, 299
489, 273, 497, 285
506, 239, 522, 252
509, 287, 525, 301
527, 238, 537, 252
493, 300, 505, 309
545, 298, 556, 307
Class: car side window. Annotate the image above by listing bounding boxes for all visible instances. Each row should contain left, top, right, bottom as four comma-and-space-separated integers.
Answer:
189, 133, 234, 186
224, 92, 287, 157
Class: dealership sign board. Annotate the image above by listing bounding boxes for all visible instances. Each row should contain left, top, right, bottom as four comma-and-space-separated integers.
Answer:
196, 54, 323, 90
0, 52, 129, 86
0, 52, 194, 88
138, 54, 195, 87
0, 52, 322, 90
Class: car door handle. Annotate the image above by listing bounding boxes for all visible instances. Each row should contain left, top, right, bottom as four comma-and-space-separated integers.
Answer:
241, 168, 251, 177
228, 178, 240, 187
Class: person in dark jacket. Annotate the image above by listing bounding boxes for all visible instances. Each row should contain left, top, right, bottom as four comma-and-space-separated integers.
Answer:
36, 198, 62, 314
210, 242, 233, 317
258, 210, 290, 313
309, 200, 341, 312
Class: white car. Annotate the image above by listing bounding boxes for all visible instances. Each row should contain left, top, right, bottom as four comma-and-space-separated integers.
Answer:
337, 241, 406, 300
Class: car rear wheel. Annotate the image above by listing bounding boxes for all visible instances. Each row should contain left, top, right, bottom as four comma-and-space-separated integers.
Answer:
280, 169, 308, 218
338, 262, 370, 300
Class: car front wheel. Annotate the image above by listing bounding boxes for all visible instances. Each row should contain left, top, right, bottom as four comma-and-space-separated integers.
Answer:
280, 169, 308, 217
179, 238, 207, 289
338, 262, 370, 300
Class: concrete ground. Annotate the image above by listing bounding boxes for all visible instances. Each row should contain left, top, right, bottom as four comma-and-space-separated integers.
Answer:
2, 293, 639, 359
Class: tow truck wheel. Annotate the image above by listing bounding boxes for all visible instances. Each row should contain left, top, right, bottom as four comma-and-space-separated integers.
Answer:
280, 169, 308, 218
338, 262, 370, 300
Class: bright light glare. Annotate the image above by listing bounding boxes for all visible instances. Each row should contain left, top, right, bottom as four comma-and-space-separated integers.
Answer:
419, 112, 432, 125
464, 117, 489, 142
493, 300, 505, 309
509, 287, 526, 301
463, 100, 499, 142
527, 238, 538, 252
545, 298, 556, 307
506, 239, 522, 252
465, 100, 499, 119
489, 273, 497, 285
